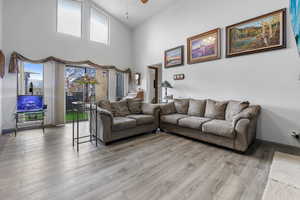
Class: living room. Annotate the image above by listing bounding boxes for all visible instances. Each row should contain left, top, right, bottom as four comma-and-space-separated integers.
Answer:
0, 0, 300, 199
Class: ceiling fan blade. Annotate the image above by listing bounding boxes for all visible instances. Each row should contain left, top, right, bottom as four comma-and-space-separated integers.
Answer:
140, 0, 149, 4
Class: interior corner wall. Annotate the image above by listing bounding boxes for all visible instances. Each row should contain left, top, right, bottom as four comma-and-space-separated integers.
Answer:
2, 0, 133, 130
133, 0, 300, 147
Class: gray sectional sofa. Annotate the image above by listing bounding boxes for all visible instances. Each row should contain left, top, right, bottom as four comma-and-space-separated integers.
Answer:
90, 99, 160, 144
160, 99, 261, 152
91, 98, 260, 152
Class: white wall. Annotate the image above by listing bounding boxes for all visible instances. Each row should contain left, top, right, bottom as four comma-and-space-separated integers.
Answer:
133, 0, 300, 147
2, 0, 133, 130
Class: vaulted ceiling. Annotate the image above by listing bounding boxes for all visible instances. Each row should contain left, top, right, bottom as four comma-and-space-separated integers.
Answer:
93, 0, 180, 28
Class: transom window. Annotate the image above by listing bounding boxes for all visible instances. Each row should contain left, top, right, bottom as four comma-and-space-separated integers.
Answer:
90, 7, 109, 44
57, 0, 82, 38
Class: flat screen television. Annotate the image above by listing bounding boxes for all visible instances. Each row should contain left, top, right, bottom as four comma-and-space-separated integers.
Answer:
17, 95, 43, 113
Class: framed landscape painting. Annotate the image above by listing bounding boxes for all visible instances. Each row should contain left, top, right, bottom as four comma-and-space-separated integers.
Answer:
226, 9, 286, 57
164, 46, 184, 68
187, 28, 221, 64
290, 0, 300, 54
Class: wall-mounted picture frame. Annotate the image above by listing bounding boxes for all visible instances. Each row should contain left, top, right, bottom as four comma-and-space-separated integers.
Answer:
226, 8, 286, 58
173, 74, 185, 80
290, 1, 300, 54
187, 28, 221, 64
164, 45, 184, 68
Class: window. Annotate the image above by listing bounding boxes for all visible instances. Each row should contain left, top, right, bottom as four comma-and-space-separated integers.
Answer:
116, 72, 124, 100
18, 62, 44, 95
90, 7, 109, 44
57, 0, 82, 38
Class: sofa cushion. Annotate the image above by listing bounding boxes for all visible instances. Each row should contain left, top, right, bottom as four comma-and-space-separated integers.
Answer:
188, 99, 206, 117
126, 114, 154, 125
204, 99, 228, 120
161, 114, 189, 125
202, 119, 235, 138
112, 117, 137, 131
98, 100, 113, 113
160, 102, 176, 115
127, 99, 142, 114
225, 100, 249, 121
111, 100, 130, 117
178, 116, 211, 129
174, 99, 190, 114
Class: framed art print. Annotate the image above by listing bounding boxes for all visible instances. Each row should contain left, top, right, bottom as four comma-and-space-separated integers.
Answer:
187, 28, 221, 64
290, 1, 300, 54
226, 8, 286, 57
164, 45, 184, 68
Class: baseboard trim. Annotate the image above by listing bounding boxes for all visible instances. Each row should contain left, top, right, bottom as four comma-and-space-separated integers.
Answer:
256, 139, 300, 151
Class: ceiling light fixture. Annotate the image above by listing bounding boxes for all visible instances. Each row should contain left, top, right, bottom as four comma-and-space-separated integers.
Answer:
125, 0, 149, 20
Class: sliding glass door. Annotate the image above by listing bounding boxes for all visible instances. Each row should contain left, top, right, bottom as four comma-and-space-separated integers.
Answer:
65, 66, 96, 122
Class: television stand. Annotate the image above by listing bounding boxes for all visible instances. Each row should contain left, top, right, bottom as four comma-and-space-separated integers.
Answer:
14, 110, 46, 136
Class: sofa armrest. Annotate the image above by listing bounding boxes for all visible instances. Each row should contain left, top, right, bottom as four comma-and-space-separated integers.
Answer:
232, 105, 260, 152
142, 103, 160, 128
97, 107, 114, 119
90, 107, 113, 144
232, 105, 261, 126
233, 106, 260, 152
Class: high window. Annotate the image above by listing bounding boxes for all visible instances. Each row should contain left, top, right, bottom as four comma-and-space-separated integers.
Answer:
90, 7, 109, 44
57, 0, 82, 38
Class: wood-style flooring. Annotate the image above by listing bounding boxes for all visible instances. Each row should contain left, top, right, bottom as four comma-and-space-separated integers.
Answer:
0, 122, 299, 200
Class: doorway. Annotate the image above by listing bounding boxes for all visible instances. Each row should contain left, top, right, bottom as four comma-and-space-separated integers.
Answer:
64, 66, 96, 122
147, 64, 162, 104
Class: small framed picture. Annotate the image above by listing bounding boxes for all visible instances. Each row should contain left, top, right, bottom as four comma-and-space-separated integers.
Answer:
173, 74, 185, 80
164, 45, 184, 68
187, 28, 221, 64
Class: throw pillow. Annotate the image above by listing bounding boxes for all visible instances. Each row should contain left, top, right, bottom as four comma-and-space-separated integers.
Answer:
111, 100, 130, 117
225, 100, 249, 121
98, 100, 113, 113
174, 99, 189, 114
160, 102, 176, 115
188, 99, 206, 117
204, 99, 228, 120
127, 99, 142, 114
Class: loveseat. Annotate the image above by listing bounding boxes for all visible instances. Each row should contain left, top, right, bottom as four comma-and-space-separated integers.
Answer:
160, 99, 261, 152
90, 99, 160, 144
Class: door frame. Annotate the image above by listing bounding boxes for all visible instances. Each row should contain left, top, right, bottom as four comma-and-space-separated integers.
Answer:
147, 63, 162, 104
65, 65, 97, 122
